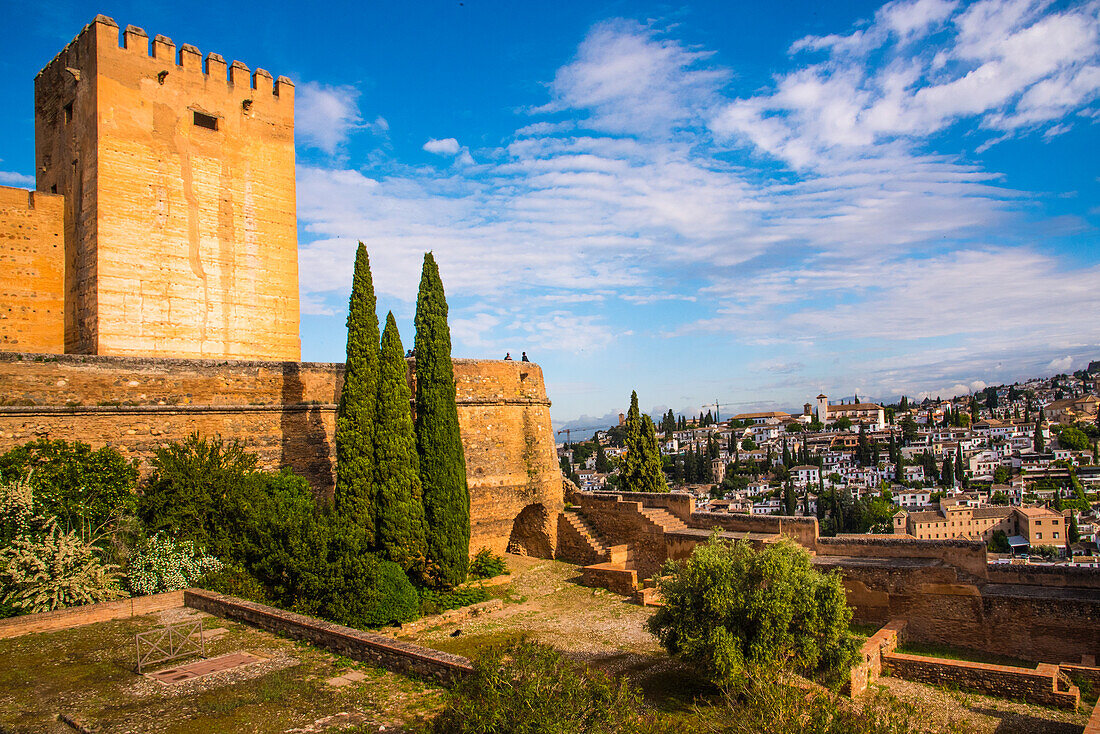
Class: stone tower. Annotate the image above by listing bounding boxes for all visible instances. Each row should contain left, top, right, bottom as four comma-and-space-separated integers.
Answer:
34, 15, 300, 360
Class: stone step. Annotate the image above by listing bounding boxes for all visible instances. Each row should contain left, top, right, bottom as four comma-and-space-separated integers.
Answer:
608, 544, 631, 564
640, 507, 688, 533
563, 510, 611, 560
633, 586, 663, 607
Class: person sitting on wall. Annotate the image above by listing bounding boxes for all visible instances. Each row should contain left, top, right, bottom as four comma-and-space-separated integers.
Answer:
504, 353, 512, 360
521, 352, 530, 362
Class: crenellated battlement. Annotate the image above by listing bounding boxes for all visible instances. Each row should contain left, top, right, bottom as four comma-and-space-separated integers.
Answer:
37, 14, 293, 100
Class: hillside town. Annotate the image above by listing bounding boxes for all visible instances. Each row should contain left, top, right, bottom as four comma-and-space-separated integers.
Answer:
560, 362, 1100, 560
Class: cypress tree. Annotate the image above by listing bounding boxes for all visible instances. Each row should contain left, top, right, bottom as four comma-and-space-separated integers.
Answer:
594, 441, 611, 473
335, 243, 381, 537
374, 313, 427, 574
621, 391, 669, 493
783, 478, 796, 515
414, 253, 470, 587
942, 456, 953, 487
1035, 408, 1046, 453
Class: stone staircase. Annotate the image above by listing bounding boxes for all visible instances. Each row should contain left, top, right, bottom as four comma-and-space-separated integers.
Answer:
639, 506, 688, 534
559, 508, 630, 567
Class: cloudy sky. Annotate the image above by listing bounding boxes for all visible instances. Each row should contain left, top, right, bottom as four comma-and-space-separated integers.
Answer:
3, 0, 1098, 426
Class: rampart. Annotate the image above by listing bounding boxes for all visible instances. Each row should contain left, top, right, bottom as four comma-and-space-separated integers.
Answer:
0, 590, 184, 639
0, 353, 563, 556
0, 187, 65, 354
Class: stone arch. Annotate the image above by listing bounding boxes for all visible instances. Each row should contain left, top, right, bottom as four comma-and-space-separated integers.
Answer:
507, 502, 556, 558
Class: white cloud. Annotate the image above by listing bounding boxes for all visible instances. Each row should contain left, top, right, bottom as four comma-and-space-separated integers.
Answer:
1047, 355, 1075, 372
297, 82, 365, 154
295, 8, 1100, 414
0, 170, 34, 187
423, 137, 461, 155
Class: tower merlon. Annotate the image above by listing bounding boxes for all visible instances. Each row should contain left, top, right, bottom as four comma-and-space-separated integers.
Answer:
123, 25, 148, 54
179, 43, 202, 72
152, 34, 175, 61
204, 52, 227, 80
229, 60, 251, 89
275, 76, 294, 99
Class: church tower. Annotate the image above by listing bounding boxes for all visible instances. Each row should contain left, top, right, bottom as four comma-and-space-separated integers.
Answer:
34, 15, 300, 359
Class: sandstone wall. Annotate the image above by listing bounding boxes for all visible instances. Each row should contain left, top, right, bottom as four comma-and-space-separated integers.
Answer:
0, 188, 65, 354
817, 536, 989, 580
0, 353, 562, 556
572, 492, 670, 579
35, 16, 299, 359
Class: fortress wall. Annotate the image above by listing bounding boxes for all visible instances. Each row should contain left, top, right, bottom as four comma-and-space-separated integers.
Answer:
688, 511, 819, 550
0, 354, 562, 556
611, 491, 695, 522
35, 16, 299, 360
0, 188, 66, 354
986, 563, 1100, 589
828, 557, 1100, 663
817, 536, 989, 580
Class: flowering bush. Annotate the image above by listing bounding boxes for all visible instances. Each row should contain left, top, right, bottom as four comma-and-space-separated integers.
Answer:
127, 533, 222, 595
0, 475, 43, 546
0, 520, 126, 613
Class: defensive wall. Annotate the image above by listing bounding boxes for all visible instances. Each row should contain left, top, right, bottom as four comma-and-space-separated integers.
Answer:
0, 188, 66, 354
32, 15, 299, 359
565, 489, 1100, 664
0, 352, 563, 556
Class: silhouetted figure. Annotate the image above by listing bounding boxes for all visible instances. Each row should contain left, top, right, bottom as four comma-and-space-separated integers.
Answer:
521, 352, 529, 362
504, 352, 512, 360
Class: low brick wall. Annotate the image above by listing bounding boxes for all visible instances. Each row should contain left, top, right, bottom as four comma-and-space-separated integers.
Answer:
1085, 696, 1100, 734
848, 619, 906, 697
0, 590, 185, 639
579, 563, 638, 596
1061, 663, 1100, 694
688, 511, 819, 550
183, 589, 472, 684
883, 652, 1080, 710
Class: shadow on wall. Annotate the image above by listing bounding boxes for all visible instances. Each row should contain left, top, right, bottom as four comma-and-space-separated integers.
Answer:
280, 361, 334, 494
508, 503, 555, 558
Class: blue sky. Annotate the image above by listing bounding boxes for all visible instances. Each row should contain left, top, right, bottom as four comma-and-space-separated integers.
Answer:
2, 0, 1099, 428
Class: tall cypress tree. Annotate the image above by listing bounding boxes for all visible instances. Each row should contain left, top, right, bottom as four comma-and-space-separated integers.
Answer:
375, 313, 427, 574
335, 243, 381, 537
621, 391, 669, 493
414, 253, 470, 587
1035, 408, 1046, 453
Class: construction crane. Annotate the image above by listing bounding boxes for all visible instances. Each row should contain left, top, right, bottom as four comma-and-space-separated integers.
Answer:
700, 399, 738, 423
556, 426, 605, 449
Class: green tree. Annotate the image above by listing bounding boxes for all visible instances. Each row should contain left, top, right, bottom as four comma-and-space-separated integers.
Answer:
374, 313, 428, 574
335, 243, 381, 537
594, 441, 611, 473
1059, 424, 1090, 451
0, 439, 138, 542
1070, 515, 1080, 544
993, 465, 1012, 484
1034, 408, 1046, 453
834, 416, 853, 431
649, 537, 857, 688
782, 479, 796, 515
941, 456, 954, 487
414, 253, 471, 588
620, 391, 669, 493
988, 529, 1010, 553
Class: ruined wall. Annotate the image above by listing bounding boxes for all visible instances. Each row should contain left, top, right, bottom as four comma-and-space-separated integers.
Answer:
35, 15, 299, 359
883, 653, 1079, 709
816, 536, 989, 580
0, 188, 65, 354
689, 511, 819, 550
572, 492, 669, 579
0, 353, 562, 556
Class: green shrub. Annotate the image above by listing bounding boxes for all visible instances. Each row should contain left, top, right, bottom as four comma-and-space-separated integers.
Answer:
422, 638, 642, 734
648, 536, 858, 689
0, 476, 43, 547
0, 439, 137, 540
0, 520, 126, 613
467, 548, 508, 580
197, 565, 271, 604
126, 533, 221, 595
418, 584, 489, 616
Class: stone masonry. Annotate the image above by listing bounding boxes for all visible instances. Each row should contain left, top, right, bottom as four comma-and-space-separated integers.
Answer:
0, 352, 563, 557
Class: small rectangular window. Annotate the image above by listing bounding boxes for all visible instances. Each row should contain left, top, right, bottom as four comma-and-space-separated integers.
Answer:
193, 111, 218, 131
50, 185, 57, 194
63, 102, 73, 123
